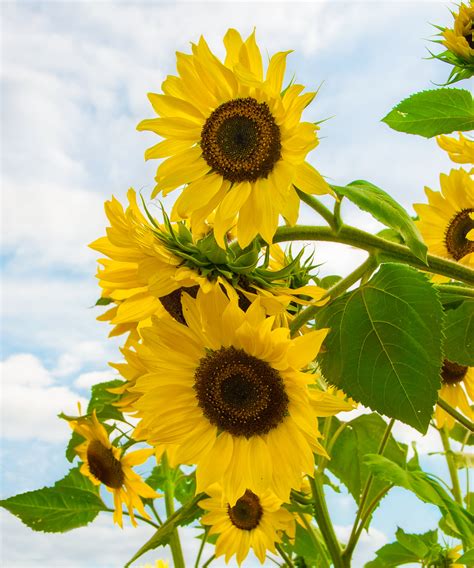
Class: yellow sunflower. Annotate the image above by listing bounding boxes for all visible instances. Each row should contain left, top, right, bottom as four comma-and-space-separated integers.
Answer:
90, 189, 214, 328
435, 360, 474, 429
437, 132, 474, 165
442, 2, 474, 61
66, 411, 159, 527
137, 29, 331, 249
413, 169, 474, 267
127, 286, 353, 504
200, 484, 295, 564
142, 561, 169, 568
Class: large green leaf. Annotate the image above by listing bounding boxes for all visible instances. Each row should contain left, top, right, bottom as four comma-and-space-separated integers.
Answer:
443, 300, 474, 366
365, 454, 474, 544
327, 414, 406, 505
317, 264, 443, 433
382, 88, 474, 137
333, 180, 427, 262
0, 468, 106, 533
365, 529, 440, 567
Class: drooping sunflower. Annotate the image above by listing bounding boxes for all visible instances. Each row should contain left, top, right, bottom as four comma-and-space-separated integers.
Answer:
413, 168, 474, 268
437, 131, 474, 166
128, 286, 353, 504
442, 2, 474, 61
435, 360, 474, 429
65, 411, 159, 526
199, 484, 295, 564
137, 29, 332, 249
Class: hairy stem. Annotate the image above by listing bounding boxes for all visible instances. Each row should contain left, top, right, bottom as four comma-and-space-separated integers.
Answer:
439, 427, 463, 505
309, 475, 344, 568
274, 225, 474, 285
162, 452, 185, 568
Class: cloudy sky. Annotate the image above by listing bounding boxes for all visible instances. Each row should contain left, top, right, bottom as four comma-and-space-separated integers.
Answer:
1, 0, 467, 566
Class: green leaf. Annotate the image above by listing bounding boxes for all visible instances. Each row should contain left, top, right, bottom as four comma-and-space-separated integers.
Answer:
65, 430, 84, 462
443, 300, 474, 366
395, 527, 428, 558
364, 541, 420, 567
87, 379, 125, 422
327, 414, 406, 505
317, 264, 443, 433
452, 452, 474, 469
458, 548, 474, 564
365, 454, 474, 543
318, 275, 342, 290
365, 529, 440, 567
333, 181, 427, 262
449, 421, 474, 445
381, 88, 474, 137
0, 468, 107, 533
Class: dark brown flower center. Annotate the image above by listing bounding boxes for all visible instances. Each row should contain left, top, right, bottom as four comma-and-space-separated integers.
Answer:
86, 440, 124, 489
159, 285, 199, 324
200, 97, 281, 183
194, 346, 288, 437
464, 23, 474, 49
228, 489, 263, 530
441, 359, 468, 385
445, 208, 474, 261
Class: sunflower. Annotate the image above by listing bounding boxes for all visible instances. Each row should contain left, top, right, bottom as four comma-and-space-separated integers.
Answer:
90, 189, 213, 328
435, 360, 474, 429
413, 168, 474, 268
142, 561, 169, 568
127, 286, 352, 504
437, 132, 474, 166
442, 2, 474, 61
66, 411, 159, 527
199, 484, 295, 564
137, 29, 331, 249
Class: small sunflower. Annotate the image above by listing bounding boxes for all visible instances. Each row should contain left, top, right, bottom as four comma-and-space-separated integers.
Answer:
437, 132, 474, 166
127, 286, 352, 504
413, 169, 474, 267
137, 29, 331, 249
435, 360, 474, 429
66, 411, 159, 526
142, 561, 169, 568
442, 2, 474, 61
200, 485, 295, 565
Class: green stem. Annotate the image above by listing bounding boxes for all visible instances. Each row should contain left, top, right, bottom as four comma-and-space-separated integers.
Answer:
195, 527, 209, 568
201, 554, 215, 568
148, 500, 163, 525
333, 197, 343, 231
318, 416, 333, 472
309, 475, 344, 568
290, 255, 377, 335
296, 189, 337, 230
104, 507, 160, 529
342, 418, 395, 565
435, 283, 474, 299
274, 225, 474, 285
350, 485, 393, 547
437, 398, 474, 432
298, 513, 330, 568
162, 452, 185, 568
275, 542, 296, 567
439, 427, 463, 505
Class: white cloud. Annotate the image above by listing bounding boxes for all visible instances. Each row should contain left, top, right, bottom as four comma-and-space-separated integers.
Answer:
75, 370, 116, 389
0, 354, 87, 442
53, 341, 111, 378
392, 422, 444, 456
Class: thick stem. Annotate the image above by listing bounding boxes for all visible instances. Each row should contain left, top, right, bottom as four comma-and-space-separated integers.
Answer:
274, 225, 474, 285
309, 475, 344, 568
342, 418, 395, 565
162, 452, 185, 568
437, 398, 474, 432
296, 189, 337, 231
290, 255, 377, 335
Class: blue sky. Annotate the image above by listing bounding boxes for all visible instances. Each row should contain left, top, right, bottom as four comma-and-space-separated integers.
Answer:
1, 1, 469, 566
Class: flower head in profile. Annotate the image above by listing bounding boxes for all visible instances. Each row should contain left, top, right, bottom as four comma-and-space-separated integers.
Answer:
137, 29, 332, 249
436, 360, 474, 429
65, 411, 159, 527
441, 2, 474, 61
414, 168, 474, 268
200, 484, 295, 564
127, 286, 353, 504
437, 132, 474, 168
